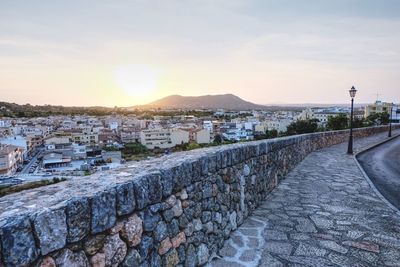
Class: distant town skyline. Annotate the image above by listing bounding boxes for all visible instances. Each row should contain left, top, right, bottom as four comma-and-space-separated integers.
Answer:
1, 0, 400, 106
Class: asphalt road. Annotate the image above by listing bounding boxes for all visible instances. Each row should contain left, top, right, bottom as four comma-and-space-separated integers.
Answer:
357, 135, 400, 210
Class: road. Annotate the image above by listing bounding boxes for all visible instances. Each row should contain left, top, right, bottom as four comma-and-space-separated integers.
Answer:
21, 148, 43, 174
357, 135, 400, 210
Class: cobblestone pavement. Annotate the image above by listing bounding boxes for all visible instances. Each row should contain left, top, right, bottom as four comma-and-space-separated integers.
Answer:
209, 131, 400, 267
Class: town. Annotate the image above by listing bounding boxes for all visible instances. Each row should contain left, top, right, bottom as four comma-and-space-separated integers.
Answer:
0, 100, 398, 188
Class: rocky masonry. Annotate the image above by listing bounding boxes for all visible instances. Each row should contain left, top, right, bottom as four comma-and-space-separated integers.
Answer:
0, 125, 397, 267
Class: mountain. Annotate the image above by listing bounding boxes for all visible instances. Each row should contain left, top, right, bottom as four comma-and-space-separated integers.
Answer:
141, 94, 267, 110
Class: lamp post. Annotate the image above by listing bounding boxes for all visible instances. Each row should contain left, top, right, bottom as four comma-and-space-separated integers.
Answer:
388, 103, 393, 137
347, 86, 357, 154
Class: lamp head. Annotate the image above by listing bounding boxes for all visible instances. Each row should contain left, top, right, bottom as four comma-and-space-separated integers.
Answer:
349, 86, 357, 98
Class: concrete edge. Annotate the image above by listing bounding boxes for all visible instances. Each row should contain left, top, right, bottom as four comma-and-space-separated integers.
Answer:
353, 133, 400, 216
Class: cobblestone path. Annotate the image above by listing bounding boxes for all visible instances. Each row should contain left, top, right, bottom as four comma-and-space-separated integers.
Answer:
209, 131, 400, 267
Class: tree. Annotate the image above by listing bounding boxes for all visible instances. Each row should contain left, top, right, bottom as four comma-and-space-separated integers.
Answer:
213, 134, 223, 144
353, 117, 366, 128
366, 112, 390, 126
122, 143, 147, 155
326, 113, 348, 130
265, 129, 278, 139
186, 143, 201, 150
285, 119, 319, 135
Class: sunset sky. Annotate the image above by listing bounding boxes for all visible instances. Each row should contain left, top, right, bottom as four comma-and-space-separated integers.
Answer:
1, 0, 399, 106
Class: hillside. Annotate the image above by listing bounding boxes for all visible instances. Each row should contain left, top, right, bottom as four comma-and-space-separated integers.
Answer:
142, 94, 267, 110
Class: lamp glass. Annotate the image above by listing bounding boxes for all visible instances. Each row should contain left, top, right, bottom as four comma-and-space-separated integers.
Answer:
349, 86, 357, 98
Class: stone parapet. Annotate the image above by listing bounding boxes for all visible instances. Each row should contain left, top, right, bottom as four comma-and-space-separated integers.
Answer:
0, 125, 397, 266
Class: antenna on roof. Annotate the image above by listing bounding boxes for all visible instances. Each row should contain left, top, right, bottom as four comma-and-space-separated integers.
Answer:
374, 92, 382, 101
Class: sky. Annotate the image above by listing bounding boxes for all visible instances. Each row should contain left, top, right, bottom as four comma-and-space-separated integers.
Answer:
1, 0, 400, 107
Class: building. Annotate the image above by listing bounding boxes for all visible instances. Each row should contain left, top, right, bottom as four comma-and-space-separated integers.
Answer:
266, 119, 292, 132
42, 152, 72, 169
0, 136, 31, 159
183, 128, 211, 144
45, 137, 71, 150
140, 128, 189, 149
0, 145, 24, 175
71, 130, 98, 145
365, 101, 394, 117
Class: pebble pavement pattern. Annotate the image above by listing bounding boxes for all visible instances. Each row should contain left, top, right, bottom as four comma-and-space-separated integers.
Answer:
209, 130, 400, 267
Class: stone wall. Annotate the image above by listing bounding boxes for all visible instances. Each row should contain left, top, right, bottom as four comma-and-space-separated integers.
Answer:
0, 125, 397, 267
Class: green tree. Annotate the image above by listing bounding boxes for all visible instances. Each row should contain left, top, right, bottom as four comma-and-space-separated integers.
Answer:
122, 143, 147, 155
286, 119, 319, 135
265, 129, 278, 139
186, 143, 201, 150
353, 117, 366, 128
213, 134, 223, 144
366, 112, 390, 126
326, 113, 348, 130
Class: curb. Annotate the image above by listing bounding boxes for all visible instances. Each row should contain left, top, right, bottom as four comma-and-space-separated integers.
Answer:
353, 133, 400, 216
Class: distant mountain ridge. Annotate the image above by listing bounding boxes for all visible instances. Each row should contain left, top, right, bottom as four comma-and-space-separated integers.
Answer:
141, 94, 267, 110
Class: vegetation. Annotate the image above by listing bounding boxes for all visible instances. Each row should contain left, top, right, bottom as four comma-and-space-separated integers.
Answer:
0, 177, 66, 197
254, 129, 279, 140
366, 112, 389, 126
213, 134, 223, 144
285, 119, 319, 135
0, 101, 217, 118
326, 113, 348, 130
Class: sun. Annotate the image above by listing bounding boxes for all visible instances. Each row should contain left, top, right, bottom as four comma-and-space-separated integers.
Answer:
114, 64, 159, 98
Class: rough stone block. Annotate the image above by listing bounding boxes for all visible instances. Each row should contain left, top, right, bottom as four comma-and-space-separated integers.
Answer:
121, 249, 141, 267
91, 189, 117, 234
155, 221, 168, 242
162, 248, 179, 267
0, 216, 39, 266
160, 169, 174, 197
139, 235, 154, 260
132, 178, 149, 210
147, 174, 163, 204
84, 234, 107, 256
143, 209, 162, 231
33, 209, 67, 255
66, 197, 90, 243
116, 182, 135, 216
197, 243, 209, 265
101, 233, 127, 267
54, 249, 89, 267
121, 213, 143, 247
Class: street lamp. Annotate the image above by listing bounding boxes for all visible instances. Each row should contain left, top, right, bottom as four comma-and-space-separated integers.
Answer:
388, 103, 393, 137
347, 86, 357, 154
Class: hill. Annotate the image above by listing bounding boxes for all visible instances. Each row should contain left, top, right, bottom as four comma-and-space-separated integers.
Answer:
142, 94, 267, 110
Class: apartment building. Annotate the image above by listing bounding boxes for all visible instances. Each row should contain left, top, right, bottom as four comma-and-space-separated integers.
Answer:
71, 130, 99, 145
364, 101, 393, 117
140, 128, 189, 149
0, 145, 23, 175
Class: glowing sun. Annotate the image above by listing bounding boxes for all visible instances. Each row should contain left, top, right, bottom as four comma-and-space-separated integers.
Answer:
114, 64, 160, 97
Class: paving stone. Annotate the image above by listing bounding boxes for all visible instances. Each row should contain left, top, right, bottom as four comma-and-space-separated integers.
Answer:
259, 251, 284, 267
209, 132, 400, 267
342, 241, 380, 253
294, 243, 327, 257
319, 240, 348, 254
264, 230, 288, 241
264, 241, 293, 255
218, 243, 237, 257
239, 249, 258, 262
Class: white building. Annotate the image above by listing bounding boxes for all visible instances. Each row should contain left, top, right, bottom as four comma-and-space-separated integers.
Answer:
0, 145, 24, 175
203, 121, 213, 133
265, 119, 292, 132
140, 128, 189, 149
